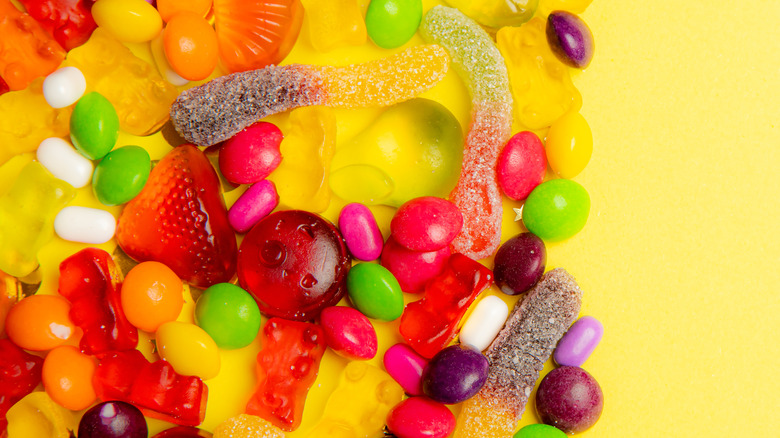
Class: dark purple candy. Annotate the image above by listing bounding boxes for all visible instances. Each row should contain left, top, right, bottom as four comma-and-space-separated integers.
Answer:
546, 11, 595, 68
78, 401, 148, 438
421, 345, 489, 404
152, 426, 213, 437
493, 232, 546, 295
535, 366, 604, 434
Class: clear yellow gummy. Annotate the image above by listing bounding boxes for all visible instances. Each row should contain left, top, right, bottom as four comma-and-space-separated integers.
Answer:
443, 0, 538, 28
0, 162, 75, 278
301, 0, 367, 52
538, 0, 593, 15
6, 392, 78, 438
213, 414, 286, 438
497, 18, 582, 130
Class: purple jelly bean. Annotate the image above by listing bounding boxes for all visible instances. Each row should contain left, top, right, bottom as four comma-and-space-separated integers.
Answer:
493, 232, 546, 296
421, 345, 489, 404
320, 306, 378, 360
380, 236, 450, 293
383, 343, 428, 396
391, 196, 463, 251
228, 180, 279, 233
338, 203, 384, 261
386, 397, 455, 438
554, 315, 603, 367
546, 11, 595, 69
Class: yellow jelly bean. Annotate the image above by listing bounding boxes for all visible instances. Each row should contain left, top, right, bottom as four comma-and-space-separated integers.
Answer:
545, 111, 593, 178
156, 321, 221, 380
6, 392, 77, 438
497, 18, 582, 130
301, 0, 367, 52
92, 0, 163, 43
539, 0, 593, 15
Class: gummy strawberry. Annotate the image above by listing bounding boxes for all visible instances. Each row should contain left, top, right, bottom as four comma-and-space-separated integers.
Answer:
116, 145, 237, 288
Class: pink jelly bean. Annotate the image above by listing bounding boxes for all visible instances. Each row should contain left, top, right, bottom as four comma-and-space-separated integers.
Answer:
380, 236, 450, 293
228, 180, 279, 233
554, 315, 603, 367
390, 197, 463, 252
338, 203, 383, 261
497, 131, 547, 201
218, 121, 283, 185
383, 343, 428, 396
319, 306, 378, 360
386, 396, 456, 438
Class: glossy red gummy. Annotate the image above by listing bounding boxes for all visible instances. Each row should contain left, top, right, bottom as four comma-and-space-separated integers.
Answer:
496, 131, 547, 201
390, 196, 463, 252
0, 338, 43, 434
116, 144, 237, 289
380, 235, 451, 293
218, 121, 283, 185
386, 396, 456, 438
237, 210, 351, 321
319, 305, 378, 360
18, 0, 97, 51
535, 366, 604, 434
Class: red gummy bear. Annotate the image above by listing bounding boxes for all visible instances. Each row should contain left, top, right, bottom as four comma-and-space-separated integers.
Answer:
116, 145, 238, 289
0, 338, 44, 434
399, 253, 494, 358
58, 248, 137, 356
18, 0, 97, 51
246, 318, 326, 431
93, 349, 208, 427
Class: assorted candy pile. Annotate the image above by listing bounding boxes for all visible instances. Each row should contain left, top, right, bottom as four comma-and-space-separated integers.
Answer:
0, 0, 606, 437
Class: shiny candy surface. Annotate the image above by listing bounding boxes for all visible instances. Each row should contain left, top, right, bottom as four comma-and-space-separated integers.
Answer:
546, 10, 595, 69
338, 203, 384, 261
36, 137, 94, 188
493, 232, 547, 295
300, 0, 367, 52
380, 236, 450, 293
69, 92, 120, 160
522, 179, 590, 241
120, 261, 184, 332
157, 0, 213, 22
5, 294, 74, 351
319, 305, 378, 360
458, 295, 510, 351
91, 0, 164, 43
545, 111, 593, 178
42, 66, 86, 108
0, 338, 43, 432
213, 414, 285, 438
421, 345, 489, 404
535, 366, 604, 434
156, 321, 221, 380
346, 262, 404, 321
386, 396, 456, 438
53, 206, 117, 244
391, 197, 463, 251
42, 345, 97, 411
444, 0, 537, 28
218, 121, 283, 185
365, 0, 423, 49
78, 401, 148, 438
228, 180, 279, 234
513, 423, 568, 438
163, 12, 219, 81
554, 315, 603, 367
497, 131, 547, 201
5, 391, 77, 438
383, 343, 428, 396
92, 145, 151, 206
195, 282, 262, 350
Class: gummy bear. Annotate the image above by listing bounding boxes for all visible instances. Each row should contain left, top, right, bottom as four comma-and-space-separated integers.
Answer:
306, 361, 404, 438
247, 318, 326, 431
0, 161, 75, 278
66, 28, 180, 136
58, 248, 138, 356
18, 0, 98, 51
0, 338, 43, 435
497, 18, 583, 130
268, 107, 336, 212
5, 391, 76, 438
0, 0, 66, 91
300, 0, 367, 52
330, 98, 463, 208
443, 0, 538, 28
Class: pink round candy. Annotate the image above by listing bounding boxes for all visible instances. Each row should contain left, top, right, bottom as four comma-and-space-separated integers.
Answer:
228, 180, 279, 233
319, 306, 378, 360
497, 131, 547, 201
554, 315, 603, 367
386, 396, 456, 438
380, 236, 450, 293
219, 121, 283, 185
383, 343, 428, 396
338, 203, 383, 261
391, 197, 463, 251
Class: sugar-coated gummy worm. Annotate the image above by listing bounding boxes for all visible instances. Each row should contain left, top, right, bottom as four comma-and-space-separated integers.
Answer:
170, 44, 450, 146
454, 268, 583, 438
420, 6, 513, 261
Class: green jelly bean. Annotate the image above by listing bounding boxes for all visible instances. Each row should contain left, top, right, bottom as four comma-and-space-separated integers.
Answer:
346, 262, 404, 321
365, 0, 423, 49
70, 92, 120, 160
513, 424, 568, 438
92, 145, 151, 206
522, 179, 590, 241
194, 282, 262, 350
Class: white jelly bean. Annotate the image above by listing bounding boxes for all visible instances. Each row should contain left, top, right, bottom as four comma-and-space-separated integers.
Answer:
54, 206, 116, 244
36, 138, 94, 188
42, 67, 87, 108
459, 295, 509, 351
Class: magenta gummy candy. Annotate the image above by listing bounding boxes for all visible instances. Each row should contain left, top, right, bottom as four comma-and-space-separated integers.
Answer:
338, 203, 383, 261
228, 180, 279, 233
386, 396, 455, 438
554, 316, 603, 367
383, 343, 428, 396
390, 196, 462, 251
380, 236, 450, 293
218, 121, 283, 185
319, 306, 378, 360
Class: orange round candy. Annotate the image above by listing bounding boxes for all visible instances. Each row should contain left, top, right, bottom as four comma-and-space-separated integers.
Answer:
163, 12, 218, 81
42, 345, 97, 411
5, 294, 75, 351
157, 0, 213, 22
121, 261, 184, 332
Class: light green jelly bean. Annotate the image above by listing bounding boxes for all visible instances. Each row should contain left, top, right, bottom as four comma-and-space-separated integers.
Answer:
522, 179, 590, 241
195, 282, 262, 350
70, 92, 119, 160
92, 145, 151, 206
365, 0, 423, 49
346, 262, 404, 321
513, 424, 568, 438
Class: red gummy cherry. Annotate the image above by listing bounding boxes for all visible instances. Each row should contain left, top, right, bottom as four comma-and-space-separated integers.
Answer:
237, 210, 351, 321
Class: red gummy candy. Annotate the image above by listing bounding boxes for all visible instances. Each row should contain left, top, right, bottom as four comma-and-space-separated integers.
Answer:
58, 248, 138, 356
116, 145, 238, 289
246, 318, 326, 431
399, 253, 494, 358
18, 0, 97, 51
0, 338, 44, 434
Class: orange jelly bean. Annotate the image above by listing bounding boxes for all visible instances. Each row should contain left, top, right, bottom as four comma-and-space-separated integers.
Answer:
121, 261, 184, 332
5, 294, 75, 351
42, 345, 97, 411
163, 12, 218, 81
157, 0, 213, 22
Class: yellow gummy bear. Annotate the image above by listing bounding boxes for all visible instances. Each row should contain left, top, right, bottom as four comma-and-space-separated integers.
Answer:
268, 107, 337, 213
305, 361, 404, 438
65, 28, 179, 136
497, 18, 582, 130
301, 0, 367, 52
0, 162, 75, 278
6, 392, 77, 438
538, 0, 593, 15
443, 0, 538, 28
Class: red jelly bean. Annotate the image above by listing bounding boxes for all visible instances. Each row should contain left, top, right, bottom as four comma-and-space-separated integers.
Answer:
380, 236, 450, 293
497, 131, 547, 201
386, 396, 455, 438
319, 306, 378, 360
237, 210, 351, 321
219, 121, 283, 185
390, 196, 463, 251
0, 338, 43, 434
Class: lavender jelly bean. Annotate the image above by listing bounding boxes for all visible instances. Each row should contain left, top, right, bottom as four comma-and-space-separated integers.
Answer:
390, 196, 463, 251
381, 236, 450, 293
383, 343, 428, 396
554, 316, 603, 367
338, 203, 384, 261
421, 345, 489, 404
320, 306, 378, 360
386, 396, 455, 438
228, 180, 279, 233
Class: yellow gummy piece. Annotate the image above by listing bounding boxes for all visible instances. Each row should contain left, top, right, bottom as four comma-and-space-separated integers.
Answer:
268, 107, 337, 212
6, 392, 78, 438
0, 162, 75, 278
443, 0, 538, 28
497, 18, 582, 131
538, 0, 593, 15
301, 0, 367, 52
213, 414, 286, 438
305, 361, 404, 438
